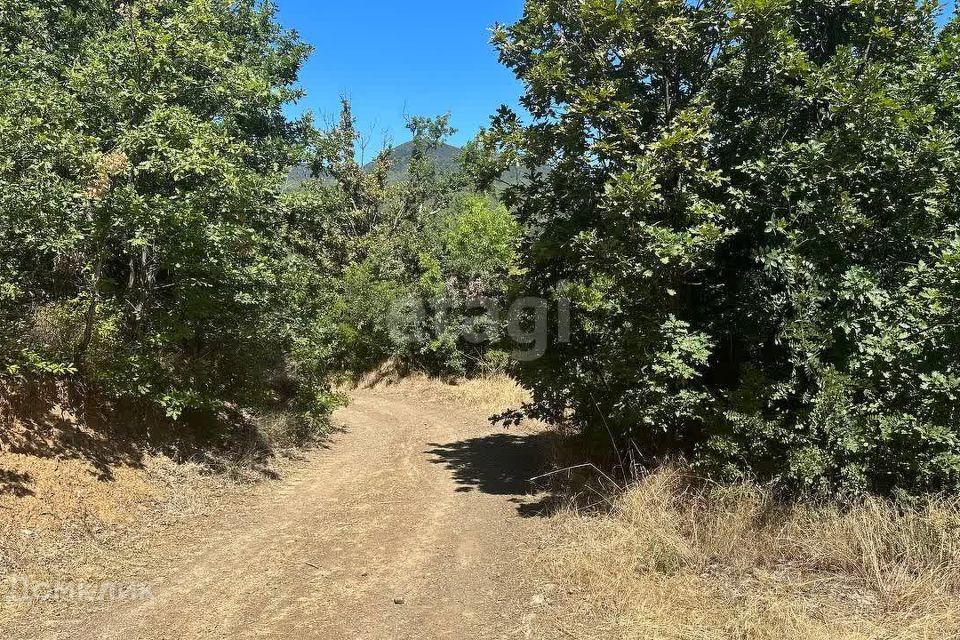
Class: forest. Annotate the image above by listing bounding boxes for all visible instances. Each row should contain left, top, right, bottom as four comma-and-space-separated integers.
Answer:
5, 0, 960, 495
3, 1, 960, 638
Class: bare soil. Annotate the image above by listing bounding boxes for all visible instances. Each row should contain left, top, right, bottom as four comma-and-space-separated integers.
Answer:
2, 384, 555, 639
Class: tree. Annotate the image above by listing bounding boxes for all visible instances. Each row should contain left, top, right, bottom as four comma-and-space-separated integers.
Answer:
0, 0, 335, 431
482, 0, 960, 495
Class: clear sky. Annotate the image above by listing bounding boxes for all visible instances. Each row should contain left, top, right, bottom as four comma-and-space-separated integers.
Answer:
275, 1, 526, 149
276, 0, 957, 149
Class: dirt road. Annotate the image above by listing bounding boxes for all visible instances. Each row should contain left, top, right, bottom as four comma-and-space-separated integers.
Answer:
13, 387, 553, 639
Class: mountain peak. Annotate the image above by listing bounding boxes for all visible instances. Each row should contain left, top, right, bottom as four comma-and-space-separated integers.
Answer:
363, 141, 462, 176
286, 141, 463, 190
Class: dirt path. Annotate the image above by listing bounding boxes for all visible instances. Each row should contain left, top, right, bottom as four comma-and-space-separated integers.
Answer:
11, 388, 554, 639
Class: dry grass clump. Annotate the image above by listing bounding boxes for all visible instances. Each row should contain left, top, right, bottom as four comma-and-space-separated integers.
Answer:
535, 466, 960, 639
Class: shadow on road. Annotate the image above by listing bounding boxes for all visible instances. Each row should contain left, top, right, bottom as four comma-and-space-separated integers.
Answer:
425, 432, 559, 517
0, 469, 34, 497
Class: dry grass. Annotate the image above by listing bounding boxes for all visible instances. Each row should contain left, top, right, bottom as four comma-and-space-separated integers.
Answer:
344, 361, 531, 416
534, 466, 960, 640
407, 374, 530, 413
0, 394, 297, 627
0, 450, 232, 624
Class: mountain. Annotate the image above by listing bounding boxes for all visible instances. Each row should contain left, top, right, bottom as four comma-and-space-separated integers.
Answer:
372, 141, 538, 185
284, 163, 315, 191
285, 141, 463, 190
285, 140, 536, 190
366, 141, 463, 179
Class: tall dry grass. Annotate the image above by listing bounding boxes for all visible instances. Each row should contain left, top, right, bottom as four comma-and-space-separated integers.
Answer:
344, 361, 531, 415
535, 466, 960, 640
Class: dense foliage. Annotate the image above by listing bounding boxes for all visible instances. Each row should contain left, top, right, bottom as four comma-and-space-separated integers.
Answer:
288, 102, 520, 378
481, 0, 960, 495
0, 0, 336, 435
0, 0, 516, 445
8, 0, 960, 499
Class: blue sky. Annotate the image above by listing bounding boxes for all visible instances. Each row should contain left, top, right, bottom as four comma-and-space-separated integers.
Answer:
276, 1, 526, 149
277, 0, 957, 150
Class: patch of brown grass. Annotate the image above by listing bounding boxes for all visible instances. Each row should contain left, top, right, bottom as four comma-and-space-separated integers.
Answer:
0, 450, 224, 624
0, 388, 295, 627
344, 361, 531, 416
533, 466, 960, 639
414, 374, 530, 413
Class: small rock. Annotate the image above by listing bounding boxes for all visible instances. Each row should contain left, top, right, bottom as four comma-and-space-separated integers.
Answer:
394, 597, 405, 605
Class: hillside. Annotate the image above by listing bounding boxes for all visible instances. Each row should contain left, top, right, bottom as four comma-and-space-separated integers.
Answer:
368, 140, 462, 178
285, 141, 463, 190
